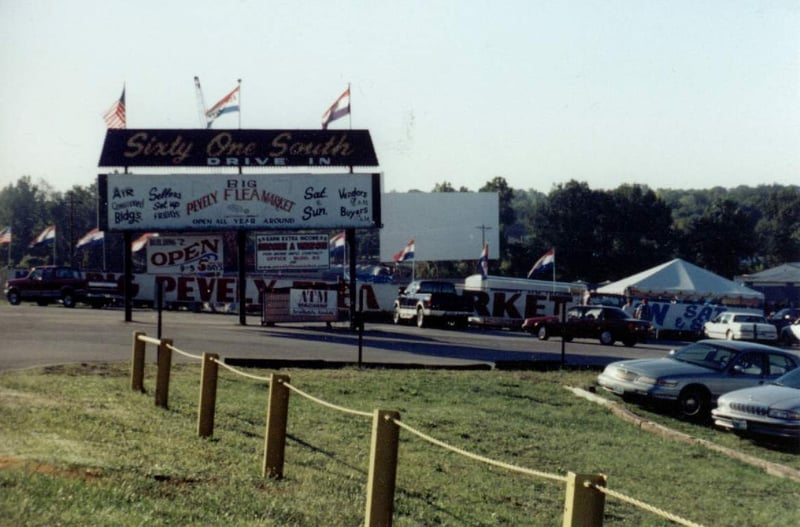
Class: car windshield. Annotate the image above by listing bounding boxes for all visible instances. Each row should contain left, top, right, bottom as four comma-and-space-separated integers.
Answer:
671, 342, 738, 371
773, 367, 800, 389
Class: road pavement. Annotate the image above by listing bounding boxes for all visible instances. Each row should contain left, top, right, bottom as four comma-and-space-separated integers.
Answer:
0, 303, 678, 371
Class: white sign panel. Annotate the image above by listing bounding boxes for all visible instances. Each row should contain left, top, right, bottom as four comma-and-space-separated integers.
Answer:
256, 234, 330, 270
100, 173, 381, 231
290, 288, 338, 317
147, 235, 224, 275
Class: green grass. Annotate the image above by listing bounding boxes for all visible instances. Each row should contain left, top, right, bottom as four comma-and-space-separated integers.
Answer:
1, 363, 799, 526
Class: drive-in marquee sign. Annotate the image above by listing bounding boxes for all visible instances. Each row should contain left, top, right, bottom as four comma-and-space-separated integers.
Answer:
98, 129, 379, 167
98, 172, 382, 232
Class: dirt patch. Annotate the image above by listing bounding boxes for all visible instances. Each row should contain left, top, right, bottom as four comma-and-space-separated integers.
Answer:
0, 455, 103, 480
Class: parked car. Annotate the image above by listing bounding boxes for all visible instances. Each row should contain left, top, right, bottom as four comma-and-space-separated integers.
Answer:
392, 280, 472, 328
780, 319, 800, 347
596, 340, 800, 420
712, 366, 800, 447
522, 305, 652, 347
768, 307, 800, 332
702, 312, 778, 342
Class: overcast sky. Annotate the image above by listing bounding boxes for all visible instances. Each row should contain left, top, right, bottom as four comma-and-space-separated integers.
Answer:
1, 0, 798, 195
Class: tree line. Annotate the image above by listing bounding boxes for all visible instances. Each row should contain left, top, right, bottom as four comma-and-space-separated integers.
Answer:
0, 175, 798, 283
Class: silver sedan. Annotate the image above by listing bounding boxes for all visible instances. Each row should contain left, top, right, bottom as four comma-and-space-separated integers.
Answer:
712, 367, 800, 446
596, 340, 800, 421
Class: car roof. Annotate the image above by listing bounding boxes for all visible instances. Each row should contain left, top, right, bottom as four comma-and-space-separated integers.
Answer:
694, 339, 788, 353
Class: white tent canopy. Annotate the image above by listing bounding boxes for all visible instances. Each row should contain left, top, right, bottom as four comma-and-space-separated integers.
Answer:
597, 258, 764, 304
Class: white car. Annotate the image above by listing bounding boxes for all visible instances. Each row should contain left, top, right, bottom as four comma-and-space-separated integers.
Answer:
702, 312, 778, 342
712, 367, 800, 446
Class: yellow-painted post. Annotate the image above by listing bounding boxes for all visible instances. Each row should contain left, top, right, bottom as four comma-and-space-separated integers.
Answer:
131, 331, 146, 392
262, 374, 289, 479
197, 352, 219, 438
155, 338, 173, 409
562, 472, 607, 527
364, 409, 401, 527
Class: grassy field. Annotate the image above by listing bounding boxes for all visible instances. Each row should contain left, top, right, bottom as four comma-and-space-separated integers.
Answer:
1, 362, 799, 526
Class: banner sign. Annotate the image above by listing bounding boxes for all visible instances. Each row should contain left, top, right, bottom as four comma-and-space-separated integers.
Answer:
98, 129, 379, 167
98, 172, 381, 231
256, 234, 330, 270
146, 235, 224, 275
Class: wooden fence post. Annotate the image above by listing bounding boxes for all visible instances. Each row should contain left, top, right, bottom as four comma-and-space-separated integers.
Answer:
155, 338, 173, 409
562, 472, 607, 527
197, 352, 219, 438
131, 331, 146, 392
364, 409, 401, 527
263, 374, 289, 479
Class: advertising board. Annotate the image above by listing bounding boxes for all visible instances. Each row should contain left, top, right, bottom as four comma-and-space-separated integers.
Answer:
146, 234, 224, 275
256, 234, 329, 270
98, 172, 382, 232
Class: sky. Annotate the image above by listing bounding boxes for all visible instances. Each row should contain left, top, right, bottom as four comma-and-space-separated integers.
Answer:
1, 0, 798, 196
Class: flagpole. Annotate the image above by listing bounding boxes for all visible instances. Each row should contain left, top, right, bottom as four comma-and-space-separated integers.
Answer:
237, 78, 242, 129
348, 82, 352, 129
552, 248, 556, 292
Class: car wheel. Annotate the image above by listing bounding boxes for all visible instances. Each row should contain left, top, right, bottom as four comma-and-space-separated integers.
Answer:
62, 292, 76, 308
677, 387, 710, 421
392, 305, 402, 325
416, 308, 426, 328
599, 330, 615, 346
537, 325, 549, 341
7, 290, 21, 305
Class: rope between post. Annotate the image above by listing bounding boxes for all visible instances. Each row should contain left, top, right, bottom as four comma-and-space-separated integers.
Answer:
588, 483, 706, 527
282, 381, 372, 418
209, 357, 273, 382
138, 335, 161, 346
165, 343, 203, 361
391, 418, 567, 484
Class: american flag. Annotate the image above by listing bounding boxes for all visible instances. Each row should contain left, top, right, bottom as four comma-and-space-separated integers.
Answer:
0, 226, 10, 244
104, 87, 126, 129
321, 87, 351, 129
479, 243, 489, 279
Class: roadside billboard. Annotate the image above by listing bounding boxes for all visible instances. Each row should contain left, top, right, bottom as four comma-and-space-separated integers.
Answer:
256, 233, 330, 271
98, 172, 382, 232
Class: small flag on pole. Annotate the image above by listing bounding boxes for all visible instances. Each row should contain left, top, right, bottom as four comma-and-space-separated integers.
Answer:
30, 225, 56, 247
132, 232, 157, 253
393, 239, 415, 263
103, 87, 126, 129
205, 82, 241, 128
527, 248, 555, 278
329, 231, 346, 255
76, 228, 105, 249
479, 243, 489, 279
0, 226, 11, 244
321, 86, 351, 129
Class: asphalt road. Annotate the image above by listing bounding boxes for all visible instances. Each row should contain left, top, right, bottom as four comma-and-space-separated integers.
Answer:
0, 303, 679, 371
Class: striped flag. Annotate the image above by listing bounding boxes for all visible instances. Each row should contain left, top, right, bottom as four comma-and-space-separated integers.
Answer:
132, 232, 157, 253
206, 82, 240, 128
478, 243, 489, 279
527, 248, 555, 278
0, 226, 11, 244
76, 228, 104, 249
393, 239, 415, 263
329, 231, 346, 255
321, 87, 350, 129
30, 225, 56, 247
104, 87, 126, 129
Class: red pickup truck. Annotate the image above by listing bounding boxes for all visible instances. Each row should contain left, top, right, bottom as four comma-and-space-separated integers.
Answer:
4, 266, 115, 308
